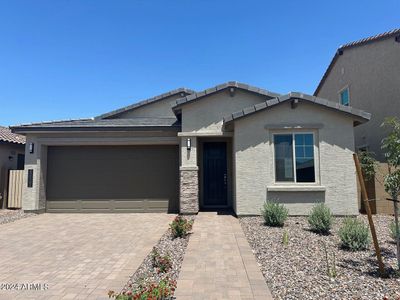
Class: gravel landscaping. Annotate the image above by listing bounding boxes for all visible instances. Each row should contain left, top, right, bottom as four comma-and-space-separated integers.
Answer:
0, 209, 35, 225
240, 215, 400, 300
119, 215, 195, 297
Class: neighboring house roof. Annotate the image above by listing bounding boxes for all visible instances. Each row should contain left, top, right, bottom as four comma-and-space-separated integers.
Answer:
314, 28, 400, 95
11, 117, 180, 132
171, 81, 280, 110
95, 88, 195, 120
223, 92, 371, 126
0, 126, 26, 144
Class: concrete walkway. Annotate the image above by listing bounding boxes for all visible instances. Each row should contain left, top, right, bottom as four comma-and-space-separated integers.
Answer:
175, 212, 273, 300
0, 213, 173, 300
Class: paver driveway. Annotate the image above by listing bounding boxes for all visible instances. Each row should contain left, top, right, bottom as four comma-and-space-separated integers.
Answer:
0, 213, 173, 300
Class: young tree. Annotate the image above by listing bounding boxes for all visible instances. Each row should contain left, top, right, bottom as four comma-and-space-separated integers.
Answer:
381, 117, 400, 269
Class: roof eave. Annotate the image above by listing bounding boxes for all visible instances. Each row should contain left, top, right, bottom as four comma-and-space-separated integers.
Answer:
0, 140, 25, 145
223, 93, 371, 126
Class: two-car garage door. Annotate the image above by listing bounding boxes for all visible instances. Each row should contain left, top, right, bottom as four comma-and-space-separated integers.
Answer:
46, 145, 179, 213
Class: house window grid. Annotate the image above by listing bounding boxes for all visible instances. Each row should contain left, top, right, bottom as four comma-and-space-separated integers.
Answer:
339, 86, 350, 106
272, 131, 318, 184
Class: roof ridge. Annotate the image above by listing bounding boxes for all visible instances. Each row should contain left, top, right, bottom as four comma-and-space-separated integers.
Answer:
171, 81, 281, 110
95, 87, 195, 120
12, 118, 93, 127
339, 28, 400, 49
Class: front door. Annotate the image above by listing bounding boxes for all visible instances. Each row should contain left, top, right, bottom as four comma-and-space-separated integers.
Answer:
203, 142, 227, 207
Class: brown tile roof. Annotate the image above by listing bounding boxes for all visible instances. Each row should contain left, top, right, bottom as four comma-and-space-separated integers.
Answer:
11, 117, 180, 132
95, 88, 195, 120
314, 29, 400, 95
0, 126, 26, 144
171, 81, 280, 110
339, 28, 400, 49
223, 92, 371, 127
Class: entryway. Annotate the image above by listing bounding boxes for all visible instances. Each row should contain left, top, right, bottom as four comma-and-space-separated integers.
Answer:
198, 138, 233, 210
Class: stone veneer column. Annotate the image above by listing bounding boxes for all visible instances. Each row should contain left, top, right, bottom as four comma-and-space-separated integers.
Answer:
179, 136, 199, 214
22, 137, 47, 212
179, 166, 199, 214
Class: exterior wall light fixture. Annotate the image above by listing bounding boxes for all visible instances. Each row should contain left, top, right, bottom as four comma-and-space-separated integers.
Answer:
186, 138, 191, 151
29, 143, 34, 154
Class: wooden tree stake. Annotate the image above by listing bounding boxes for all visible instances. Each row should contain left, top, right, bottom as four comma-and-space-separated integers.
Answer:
353, 153, 385, 276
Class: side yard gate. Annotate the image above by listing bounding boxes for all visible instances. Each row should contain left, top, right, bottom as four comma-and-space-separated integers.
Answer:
7, 170, 24, 209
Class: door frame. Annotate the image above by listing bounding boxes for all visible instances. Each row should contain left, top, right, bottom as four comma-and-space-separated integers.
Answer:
198, 137, 233, 210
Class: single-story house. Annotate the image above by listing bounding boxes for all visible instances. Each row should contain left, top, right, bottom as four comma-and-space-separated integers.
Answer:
11, 82, 371, 215
0, 126, 25, 208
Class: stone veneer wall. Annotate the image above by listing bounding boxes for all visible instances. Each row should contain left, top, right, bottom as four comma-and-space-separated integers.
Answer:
180, 168, 199, 214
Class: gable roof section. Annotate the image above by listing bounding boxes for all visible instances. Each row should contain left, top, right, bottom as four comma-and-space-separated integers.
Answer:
11, 117, 180, 133
0, 126, 26, 144
95, 88, 195, 120
314, 28, 400, 95
171, 81, 280, 111
223, 92, 371, 126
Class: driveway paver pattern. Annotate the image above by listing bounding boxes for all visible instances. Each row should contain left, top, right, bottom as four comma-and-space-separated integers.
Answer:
0, 213, 173, 300
175, 212, 273, 300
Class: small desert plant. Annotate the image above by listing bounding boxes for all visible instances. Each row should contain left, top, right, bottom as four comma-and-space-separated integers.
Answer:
282, 230, 289, 246
321, 241, 337, 278
261, 201, 288, 227
170, 216, 193, 238
390, 221, 400, 241
151, 248, 172, 274
308, 203, 333, 235
108, 277, 177, 300
339, 218, 370, 251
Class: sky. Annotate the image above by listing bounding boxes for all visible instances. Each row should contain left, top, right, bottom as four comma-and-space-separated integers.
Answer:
0, 0, 399, 126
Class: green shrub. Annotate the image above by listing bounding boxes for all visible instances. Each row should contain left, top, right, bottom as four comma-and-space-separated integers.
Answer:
261, 201, 288, 227
338, 218, 370, 251
390, 221, 400, 241
151, 248, 172, 274
307, 203, 333, 234
170, 216, 193, 238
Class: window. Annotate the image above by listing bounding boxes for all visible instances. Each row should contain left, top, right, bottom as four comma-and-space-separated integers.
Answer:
339, 88, 350, 106
274, 133, 316, 183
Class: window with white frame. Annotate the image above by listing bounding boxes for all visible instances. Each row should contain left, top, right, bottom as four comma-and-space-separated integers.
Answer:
274, 133, 316, 183
339, 87, 350, 106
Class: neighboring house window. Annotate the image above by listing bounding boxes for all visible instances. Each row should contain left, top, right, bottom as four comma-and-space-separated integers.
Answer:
339, 87, 350, 106
274, 133, 315, 183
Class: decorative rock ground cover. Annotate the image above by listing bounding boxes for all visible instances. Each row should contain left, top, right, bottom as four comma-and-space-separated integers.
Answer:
114, 215, 195, 299
240, 215, 400, 300
0, 209, 35, 225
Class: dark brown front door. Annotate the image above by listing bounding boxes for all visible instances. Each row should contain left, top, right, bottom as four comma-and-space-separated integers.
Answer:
203, 142, 227, 206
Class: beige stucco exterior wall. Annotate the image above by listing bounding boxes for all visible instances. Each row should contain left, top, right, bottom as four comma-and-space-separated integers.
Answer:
181, 89, 267, 133
316, 37, 400, 162
112, 94, 184, 118
233, 101, 358, 215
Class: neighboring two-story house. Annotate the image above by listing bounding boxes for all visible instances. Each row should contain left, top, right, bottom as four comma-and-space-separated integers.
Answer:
315, 29, 400, 214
